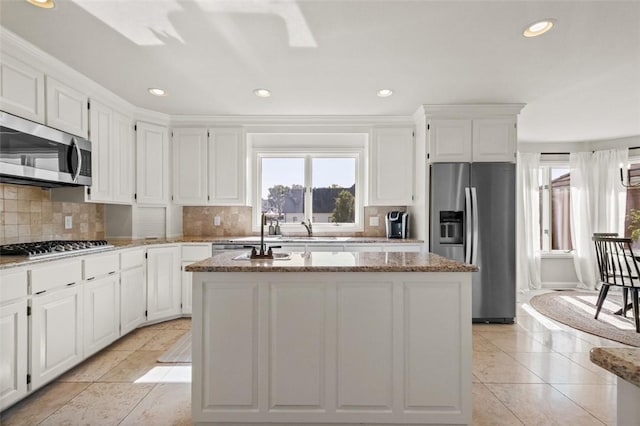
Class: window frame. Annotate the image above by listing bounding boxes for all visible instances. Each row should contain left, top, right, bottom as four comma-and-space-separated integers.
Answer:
252, 147, 365, 234
539, 156, 572, 253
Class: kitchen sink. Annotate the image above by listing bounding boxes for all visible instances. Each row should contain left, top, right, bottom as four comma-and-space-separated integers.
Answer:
232, 252, 292, 261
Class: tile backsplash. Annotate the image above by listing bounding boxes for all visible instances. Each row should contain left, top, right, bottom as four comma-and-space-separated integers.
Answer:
0, 183, 105, 244
183, 206, 253, 237
183, 205, 407, 238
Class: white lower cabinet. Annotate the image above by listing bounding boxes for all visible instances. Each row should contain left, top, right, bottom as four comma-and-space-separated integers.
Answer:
30, 285, 83, 390
120, 265, 146, 335
181, 243, 212, 315
120, 248, 146, 335
147, 246, 181, 322
83, 274, 120, 357
0, 299, 28, 411
181, 262, 193, 315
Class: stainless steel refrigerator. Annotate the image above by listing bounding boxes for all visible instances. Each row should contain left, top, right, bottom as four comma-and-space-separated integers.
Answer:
430, 163, 516, 323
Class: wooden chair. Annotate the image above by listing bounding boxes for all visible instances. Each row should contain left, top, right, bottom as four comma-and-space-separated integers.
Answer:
592, 236, 640, 332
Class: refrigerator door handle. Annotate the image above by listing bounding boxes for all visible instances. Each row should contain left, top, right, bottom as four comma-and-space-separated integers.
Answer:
465, 187, 472, 264
471, 187, 479, 265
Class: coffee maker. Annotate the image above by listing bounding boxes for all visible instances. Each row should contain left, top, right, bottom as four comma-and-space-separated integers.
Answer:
385, 211, 409, 239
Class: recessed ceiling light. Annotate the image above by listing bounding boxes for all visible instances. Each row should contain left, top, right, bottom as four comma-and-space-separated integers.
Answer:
26, 0, 55, 8
253, 89, 271, 98
377, 89, 393, 98
523, 19, 556, 37
148, 88, 167, 96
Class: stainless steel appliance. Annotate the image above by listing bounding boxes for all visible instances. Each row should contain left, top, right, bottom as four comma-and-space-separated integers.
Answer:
0, 240, 113, 259
430, 163, 515, 323
0, 111, 92, 187
385, 211, 409, 238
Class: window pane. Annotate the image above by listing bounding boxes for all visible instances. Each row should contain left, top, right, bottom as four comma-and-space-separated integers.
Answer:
624, 164, 640, 247
261, 158, 304, 224
550, 168, 573, 250
312, 158, 356, 224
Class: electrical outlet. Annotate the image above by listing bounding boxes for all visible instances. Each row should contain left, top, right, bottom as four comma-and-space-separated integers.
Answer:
369, 216, 379, 227
64, 215, 73, 229
214, 216, 221, 226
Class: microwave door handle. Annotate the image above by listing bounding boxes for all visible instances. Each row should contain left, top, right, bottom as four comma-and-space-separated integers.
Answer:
471, 187, 479, 265
71, 138, 82, 183
464, 187, 472, 264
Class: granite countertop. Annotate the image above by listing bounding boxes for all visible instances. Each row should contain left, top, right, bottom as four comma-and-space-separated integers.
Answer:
0, 236, 424, 269
590, 347, 640, 387
185, 251, 477, 273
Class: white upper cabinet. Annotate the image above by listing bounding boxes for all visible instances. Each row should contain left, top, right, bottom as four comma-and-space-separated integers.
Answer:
208, 128, 245, 205
45, 76, 88, 138
369, 127, 415, 206
136, 121, 169, 205
88, 99, 113, 201
428, 119, 472, 162
0, 53, 45, 123
111, 111, 134, 203
471, 118, 517, 162
424, 104, 524, 163
172, 127, 246, 206
172, 128, 208, 205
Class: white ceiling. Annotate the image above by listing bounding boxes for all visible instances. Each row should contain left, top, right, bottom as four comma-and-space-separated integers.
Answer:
1, 0, 639, 143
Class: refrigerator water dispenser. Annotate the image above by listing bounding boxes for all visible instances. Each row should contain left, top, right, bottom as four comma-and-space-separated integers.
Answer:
439, 211, 463, 244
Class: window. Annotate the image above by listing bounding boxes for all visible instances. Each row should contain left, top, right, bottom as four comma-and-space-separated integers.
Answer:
256, 153, 362, 231
539, 164, 573, 251
624, 162, 640, 245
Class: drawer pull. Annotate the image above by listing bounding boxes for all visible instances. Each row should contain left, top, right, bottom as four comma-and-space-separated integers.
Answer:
108, 271, 116, 275
66, 282, 76, 286
35, 290, 46, 295
87, 277, 95, 281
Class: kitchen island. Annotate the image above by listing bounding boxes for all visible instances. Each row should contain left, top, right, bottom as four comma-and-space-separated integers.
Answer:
187, 251, 477, 425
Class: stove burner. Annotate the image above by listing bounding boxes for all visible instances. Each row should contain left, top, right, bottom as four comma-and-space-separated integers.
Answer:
0, 240, 113, 258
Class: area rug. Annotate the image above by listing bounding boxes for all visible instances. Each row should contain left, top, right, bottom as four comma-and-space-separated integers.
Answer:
157, 332, 192, 363
529, 291, 640, 347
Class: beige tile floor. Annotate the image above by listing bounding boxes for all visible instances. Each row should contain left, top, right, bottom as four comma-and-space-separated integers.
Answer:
0, 295, 629, 425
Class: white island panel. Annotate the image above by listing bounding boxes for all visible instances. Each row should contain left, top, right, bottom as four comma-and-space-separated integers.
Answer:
337, 282, 393, 411
192, 266, 472, 425
405, 282, 468, 414
269, 282, 325, 411
201, 283, 258, 410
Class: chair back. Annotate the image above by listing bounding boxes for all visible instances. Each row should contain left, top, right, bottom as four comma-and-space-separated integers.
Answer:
592, 236, 640, 288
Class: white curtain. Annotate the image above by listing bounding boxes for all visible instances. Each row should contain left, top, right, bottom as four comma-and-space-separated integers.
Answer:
516, 152, 542, 291
591, 149, 628, 236
569, 149, 628, 289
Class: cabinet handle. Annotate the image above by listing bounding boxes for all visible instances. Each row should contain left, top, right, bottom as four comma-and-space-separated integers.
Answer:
67, 282, 76, 286
87, 277, 95, 281
108, 271, 116, 275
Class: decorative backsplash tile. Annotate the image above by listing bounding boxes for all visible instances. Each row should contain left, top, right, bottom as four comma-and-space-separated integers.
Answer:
0, 183, 105, 244
183, 206, 253, 237
183, 205, 407, 238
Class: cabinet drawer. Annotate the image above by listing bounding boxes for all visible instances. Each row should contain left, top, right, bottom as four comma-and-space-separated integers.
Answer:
83, 253, 119, 279
121, 249, 145, 270
182, 244, 212, 261
30, 260, 82, 294
0, 269, 28, 304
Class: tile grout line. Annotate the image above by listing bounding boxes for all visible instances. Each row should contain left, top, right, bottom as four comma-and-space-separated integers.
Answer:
117, 383, 160, 425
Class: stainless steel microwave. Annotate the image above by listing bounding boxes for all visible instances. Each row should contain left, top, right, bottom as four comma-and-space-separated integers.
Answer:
0, 111, 91, 187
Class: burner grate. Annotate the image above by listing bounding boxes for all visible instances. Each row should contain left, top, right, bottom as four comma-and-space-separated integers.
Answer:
0, 240, 112, 258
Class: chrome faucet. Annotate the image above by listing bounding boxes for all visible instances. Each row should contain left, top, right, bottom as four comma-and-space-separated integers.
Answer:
301, 219, 313, 236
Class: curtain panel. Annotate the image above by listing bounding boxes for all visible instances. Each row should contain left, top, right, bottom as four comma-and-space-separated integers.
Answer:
569, 149, 627, 289
516, 152, 542, 291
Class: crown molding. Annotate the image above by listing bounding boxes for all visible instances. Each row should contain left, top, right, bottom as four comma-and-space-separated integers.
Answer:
169, 114, 414, 128
417, 103, 526, 118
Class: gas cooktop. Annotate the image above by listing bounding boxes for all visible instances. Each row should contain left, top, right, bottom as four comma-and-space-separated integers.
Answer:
0, 240, 113, 259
